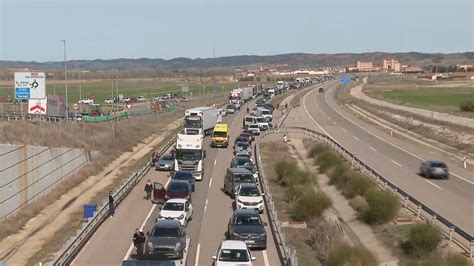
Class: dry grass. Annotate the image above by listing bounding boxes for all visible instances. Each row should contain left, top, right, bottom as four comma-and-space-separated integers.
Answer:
0, 96, 226, 243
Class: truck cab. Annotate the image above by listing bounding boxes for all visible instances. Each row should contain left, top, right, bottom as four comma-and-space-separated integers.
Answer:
175, 134, 206, 180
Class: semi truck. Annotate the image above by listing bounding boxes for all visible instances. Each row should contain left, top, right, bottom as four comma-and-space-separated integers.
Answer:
174, 134, 206, 181
183, 107, 220, 135
240, 87, 253, 103
229, 89, 243, 108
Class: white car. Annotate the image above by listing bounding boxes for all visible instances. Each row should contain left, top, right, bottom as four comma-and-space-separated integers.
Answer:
156, 198, 193, 227
247, 124, 260, 135
235, 183, 264, 213
212, 240, 255, 266
104, 98, 114, 104
137, 96, 146, 102
79, 98, 94, 105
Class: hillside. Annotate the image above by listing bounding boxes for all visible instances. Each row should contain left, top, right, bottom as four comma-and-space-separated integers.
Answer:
1, 52, 473, 71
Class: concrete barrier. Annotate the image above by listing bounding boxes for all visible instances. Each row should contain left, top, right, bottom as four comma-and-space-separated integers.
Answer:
0, 144, 88, 219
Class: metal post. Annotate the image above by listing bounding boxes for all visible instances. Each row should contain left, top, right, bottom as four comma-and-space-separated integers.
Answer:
470, 241, 474, 258
431, 214, 437, 224
404, 196, 409, 209
417, 205, 421, 218
60, 40, 68, 120
448, 226, 454, 245
79, 69, 82, 113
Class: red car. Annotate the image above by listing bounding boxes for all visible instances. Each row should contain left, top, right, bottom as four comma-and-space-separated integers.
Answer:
152, 180, 193, 204
240, 131, 254, 142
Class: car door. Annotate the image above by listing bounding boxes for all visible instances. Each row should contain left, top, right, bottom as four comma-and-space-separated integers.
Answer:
153, 182, 166, 203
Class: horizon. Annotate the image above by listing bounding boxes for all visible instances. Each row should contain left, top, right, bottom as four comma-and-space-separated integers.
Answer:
1, 0, 472, 62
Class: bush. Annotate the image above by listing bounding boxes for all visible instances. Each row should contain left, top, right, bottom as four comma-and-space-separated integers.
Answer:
343, 172, 374, 199
292, 189, 331, 221
308, 143, 330, 157
327, 244, 377, 266
275, 160, 312, 186
327, 164, 350, 188
316, 150, 343, 173
359, 189, 399, 225
349, 195, 368, 212
442, 253, 469, 266
460, 101, 474, 112
403, 223, 442, 257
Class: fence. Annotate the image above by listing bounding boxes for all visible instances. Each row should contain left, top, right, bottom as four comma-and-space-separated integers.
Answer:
51, 135, 177, 265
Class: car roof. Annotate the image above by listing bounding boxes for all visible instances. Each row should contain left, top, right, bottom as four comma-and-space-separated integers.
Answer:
164, 198, 187, 204
220, 240, 248, 250
154, 219, 181, 228
214, 123, 228, 131
169, 180, 190, 186
161, 154, 174, 159
427, 160, 445, 164
239, 183, 258, 189
227, 167, 253, 174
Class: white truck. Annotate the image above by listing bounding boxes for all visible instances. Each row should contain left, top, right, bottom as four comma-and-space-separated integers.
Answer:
183, 107, 220, 135
240, 87, 253, 103
174, 134, 206, 181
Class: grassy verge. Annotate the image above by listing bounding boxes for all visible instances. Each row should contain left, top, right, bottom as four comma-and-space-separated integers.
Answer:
261, 141, 341, 265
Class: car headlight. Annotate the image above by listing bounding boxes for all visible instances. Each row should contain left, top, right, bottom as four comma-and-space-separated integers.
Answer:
232, 232, 240, 238
237, 199, 244, 204
165, 195, 170, 199
158, 214, 163, 218
178, 214, 185, 219
258, 200, 263, 204
259, 233, 267, 239
176, 242, 182, 249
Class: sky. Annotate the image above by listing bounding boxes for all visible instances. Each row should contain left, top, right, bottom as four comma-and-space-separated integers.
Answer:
0, 0, 472, 62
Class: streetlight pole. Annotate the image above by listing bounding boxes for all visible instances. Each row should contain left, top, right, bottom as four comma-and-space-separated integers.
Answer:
60, 40, 68, 119
79, 69, 82, 113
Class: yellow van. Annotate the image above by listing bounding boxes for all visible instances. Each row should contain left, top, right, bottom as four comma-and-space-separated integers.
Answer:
211, 123, 229, 148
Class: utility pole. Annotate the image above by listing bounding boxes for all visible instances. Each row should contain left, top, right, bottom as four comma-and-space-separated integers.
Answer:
60, 40, 68, 120
212, 48, 216, 106
79, 69, 82, 113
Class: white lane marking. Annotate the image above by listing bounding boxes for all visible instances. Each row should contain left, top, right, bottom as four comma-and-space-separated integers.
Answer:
194, 243, 201, 266
425, 180, 442, 190
327, 117, 331, 120
342, 128, 347, 132
353, 136, 359, 141
391, 160, 402, 167
203, 199, 209, 214
369, 146, 377, 152
262, 250, 270, 266
333, 121, 337, 125
323, 88, 474, 185
123, 178, 172, 261
213, 158, 217, 166
209, 177, 213, 188
303, 92, 333, 138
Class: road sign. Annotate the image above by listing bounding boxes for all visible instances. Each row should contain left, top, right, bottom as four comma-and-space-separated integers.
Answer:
15, 72, 46, 99
126, 104, 132, 110
339, 77, 351, 84
28, 98, 47, 115
73, 103, 79, 110
181, 86, 189, 93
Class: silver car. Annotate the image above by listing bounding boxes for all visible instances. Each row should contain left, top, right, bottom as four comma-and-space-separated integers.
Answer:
420, 160, 449, 179
156, 154, 175, 171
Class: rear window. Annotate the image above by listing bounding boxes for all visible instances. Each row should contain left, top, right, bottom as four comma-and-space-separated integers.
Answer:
431, 162, 447, 168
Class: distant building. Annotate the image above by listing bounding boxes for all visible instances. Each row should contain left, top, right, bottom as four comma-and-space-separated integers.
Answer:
383, 59, 401, 72
403, 66, 423, 73
356, 61, 374, 71
457, 64, 474, 71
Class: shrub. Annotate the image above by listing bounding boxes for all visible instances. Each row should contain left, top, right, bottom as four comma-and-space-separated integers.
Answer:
327, 164, 350, 188
349, 195, 368, 212
402, 223, 442, 257
442, 253, 469, 266
275, 160, 298, 185
316, 150, 343, 173
327, 244, 377, 266
460, 101, 474, 112
343, 172, 374, 199
359, 189, 399, 225
292, 189, 331, 221
308, 143, 330, 157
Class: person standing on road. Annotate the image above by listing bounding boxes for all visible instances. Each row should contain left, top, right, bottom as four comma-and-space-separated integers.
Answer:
144, 179, 153, 200
108, 191, 115, 217
246, 107, 249, 113
151, 151, 158, 166
133, 228, 145, 256
283, 134, 288, 143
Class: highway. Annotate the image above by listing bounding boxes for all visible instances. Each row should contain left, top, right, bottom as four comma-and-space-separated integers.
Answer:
298, 81, 474, 235
72, 99, 279, 266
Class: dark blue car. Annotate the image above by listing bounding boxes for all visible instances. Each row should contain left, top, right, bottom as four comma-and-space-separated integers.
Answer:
172, 171, 196, 192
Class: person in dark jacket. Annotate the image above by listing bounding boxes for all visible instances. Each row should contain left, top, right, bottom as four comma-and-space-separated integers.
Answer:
108, 191, 115, 217
133, 228, 145, 256
144, 179, 153, 200
151, 151, 159, 166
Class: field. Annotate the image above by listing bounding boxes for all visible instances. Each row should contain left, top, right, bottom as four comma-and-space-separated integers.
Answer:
374, 87, 474, 108
0, 79, 246, 104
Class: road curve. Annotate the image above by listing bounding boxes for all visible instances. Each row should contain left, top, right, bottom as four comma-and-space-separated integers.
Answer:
299, 81, 474, 236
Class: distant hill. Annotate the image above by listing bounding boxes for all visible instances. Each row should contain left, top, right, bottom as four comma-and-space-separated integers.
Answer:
1, 52, 473, 70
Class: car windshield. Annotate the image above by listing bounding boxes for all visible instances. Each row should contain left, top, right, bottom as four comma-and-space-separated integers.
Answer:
219, 249, 250, 262
236, 142, 248, 149
151, 227, 180, 237
256, 117, 266, 123
227, 105, 235, 109
237, 158, 252, 166
213, 131, 227, 138
249, 125, 258, 129
173, 172, 193, 180
162, 202, 184, 211
431, 162, 447, 168
234, 214, 262, 226
235, 174, 254, 182
161, 155, 174, 161
168, 182, 189, 193
184, 118, 202, 128
240, 186, 261, 197
176, 149, 202, 160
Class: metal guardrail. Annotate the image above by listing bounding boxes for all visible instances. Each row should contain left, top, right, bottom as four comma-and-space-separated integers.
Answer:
283, 126, 474, 258
51, 136, 177, 265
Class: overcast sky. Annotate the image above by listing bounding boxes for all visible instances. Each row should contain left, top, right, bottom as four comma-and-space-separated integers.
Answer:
0, 0, 472, 62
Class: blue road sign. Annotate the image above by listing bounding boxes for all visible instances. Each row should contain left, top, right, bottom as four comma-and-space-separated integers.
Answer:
15, 87, 31, 99
339, 77, 351, 84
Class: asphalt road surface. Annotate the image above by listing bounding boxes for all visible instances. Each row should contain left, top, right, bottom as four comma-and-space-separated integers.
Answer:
300, 81, 474, 236
72, 100, 279, 266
